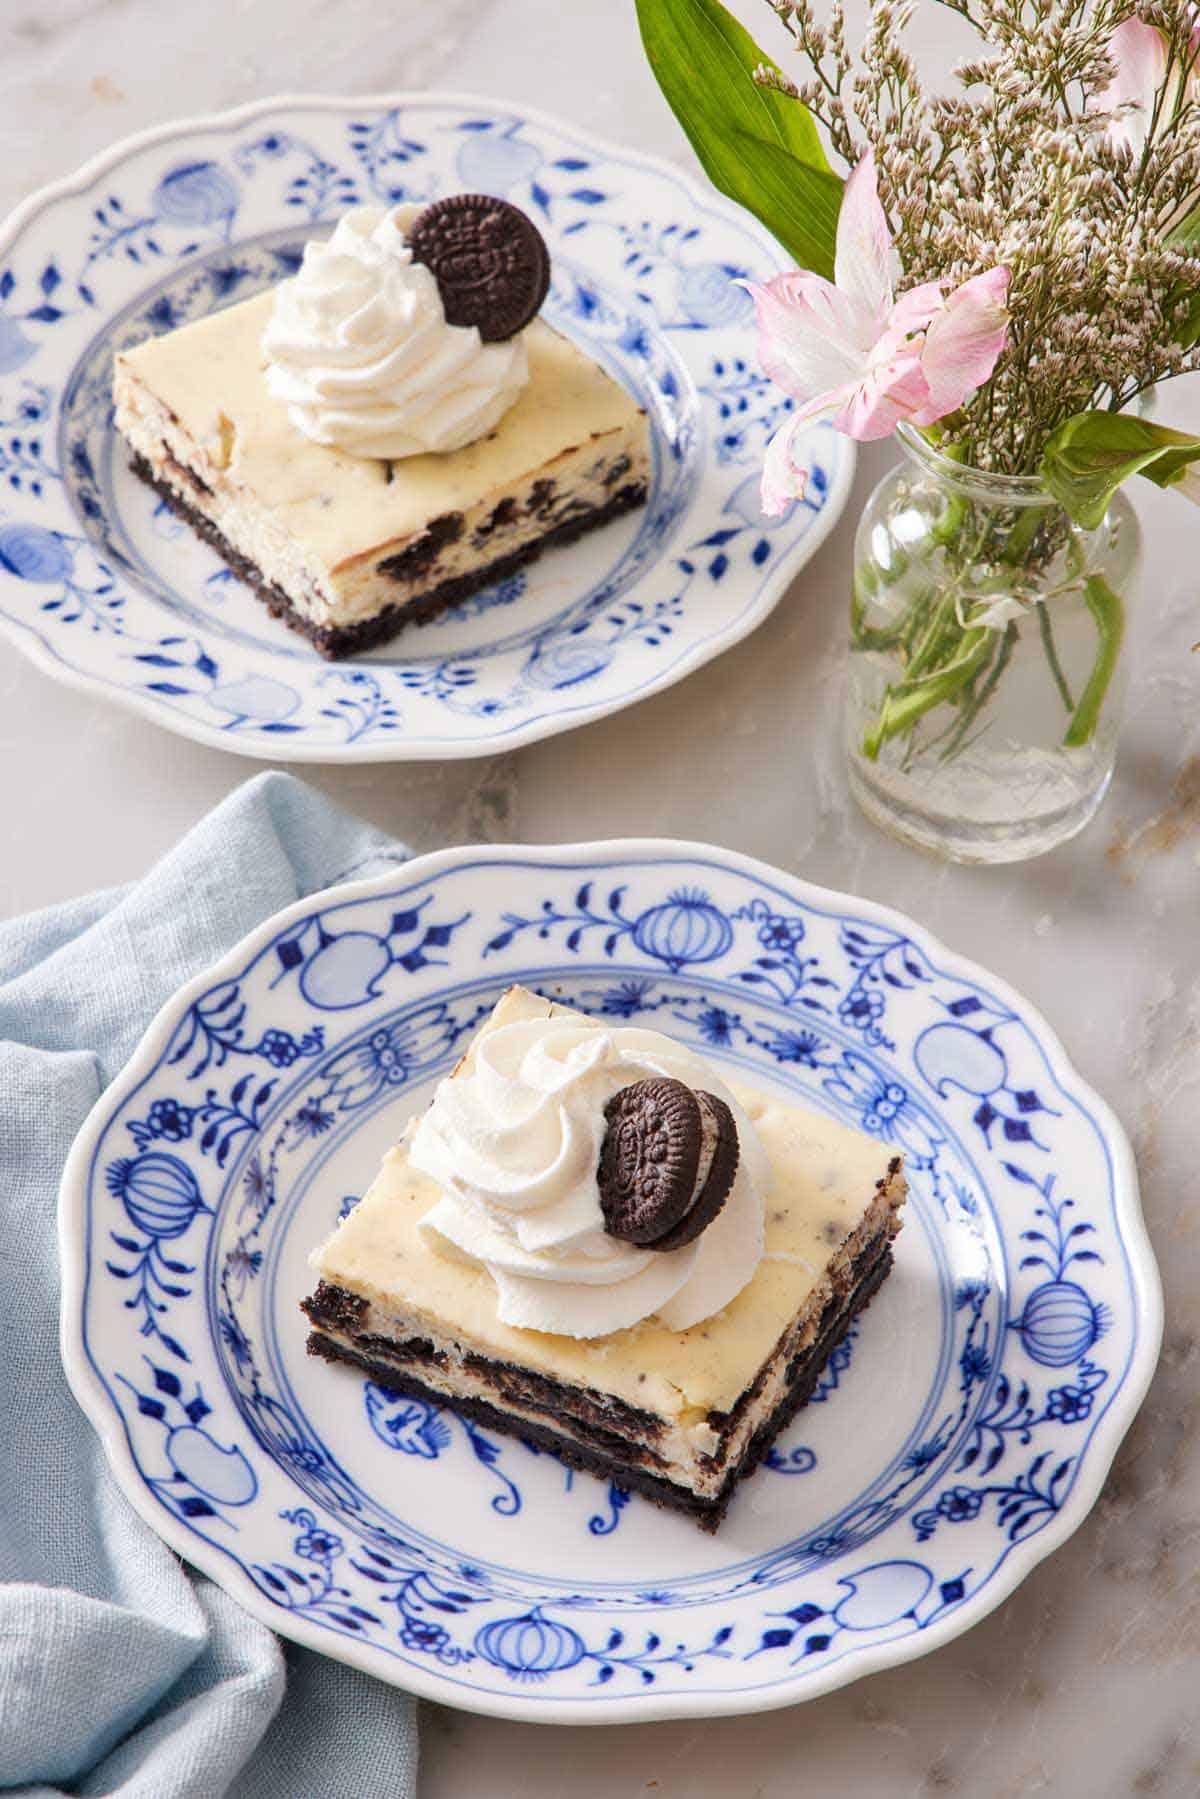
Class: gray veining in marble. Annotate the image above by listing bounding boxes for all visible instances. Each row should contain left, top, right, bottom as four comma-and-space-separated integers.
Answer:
1, 1, 1196, 1792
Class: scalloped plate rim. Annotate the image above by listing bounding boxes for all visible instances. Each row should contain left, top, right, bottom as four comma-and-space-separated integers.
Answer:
57, 837, 1161, 1723
0, 92, 856, 764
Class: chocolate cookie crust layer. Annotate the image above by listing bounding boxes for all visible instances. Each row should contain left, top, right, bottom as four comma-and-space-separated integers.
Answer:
130, 452, 647, 660
304, 1230, 896, 1530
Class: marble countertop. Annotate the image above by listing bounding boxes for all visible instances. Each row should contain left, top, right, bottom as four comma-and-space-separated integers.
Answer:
2, 1, 1196, 1792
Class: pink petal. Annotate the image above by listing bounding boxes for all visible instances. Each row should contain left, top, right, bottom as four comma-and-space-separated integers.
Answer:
1094, 19, 1167, 154
761, 399, 854, 510
889, 279, 946, 335
760, 413, 814, 516
743, 274, 871, 404
834, 150, 894, 330
918, 267, 1010, 419
831, 351, 932, 442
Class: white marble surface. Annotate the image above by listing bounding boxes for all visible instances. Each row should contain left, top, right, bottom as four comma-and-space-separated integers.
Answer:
2, 1, 1197, 1793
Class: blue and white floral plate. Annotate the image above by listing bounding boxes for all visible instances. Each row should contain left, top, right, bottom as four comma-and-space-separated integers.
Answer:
59, 843, 1161, 1721
0, 95, 852, 761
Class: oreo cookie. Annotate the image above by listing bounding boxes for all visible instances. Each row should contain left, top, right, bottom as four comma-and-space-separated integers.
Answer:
598, 1078, 739, 1252
649, 1091, 739, 1252
407, 194, 550, 342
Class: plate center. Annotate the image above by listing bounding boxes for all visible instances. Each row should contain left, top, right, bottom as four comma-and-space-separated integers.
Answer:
207, 979, 1003, 1597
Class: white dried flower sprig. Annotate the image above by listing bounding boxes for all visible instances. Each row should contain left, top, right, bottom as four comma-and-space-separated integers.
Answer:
756, 0, 1200, 473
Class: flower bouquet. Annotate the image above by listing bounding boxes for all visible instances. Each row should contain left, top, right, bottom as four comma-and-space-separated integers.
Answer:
638, 0, 1200, 859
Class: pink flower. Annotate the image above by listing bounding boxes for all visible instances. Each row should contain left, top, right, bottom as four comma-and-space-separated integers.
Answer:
1093, 18, 1171, 155
744, 152, 1010, 514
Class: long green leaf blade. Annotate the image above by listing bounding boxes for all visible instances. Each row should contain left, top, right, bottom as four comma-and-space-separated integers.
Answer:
636, 0, 842, 278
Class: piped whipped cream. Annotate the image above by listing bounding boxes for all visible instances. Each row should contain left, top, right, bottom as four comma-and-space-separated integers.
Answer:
262, 206, 529, 460
409, 1015, 767, 1339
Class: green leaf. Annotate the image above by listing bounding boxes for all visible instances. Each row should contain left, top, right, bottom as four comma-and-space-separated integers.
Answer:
1176, 289, 1200, 351
1040, 411, 1200, 529
1157, 213, 1200, 344
636, 0, 842, 279
1168, 198, 1200, 248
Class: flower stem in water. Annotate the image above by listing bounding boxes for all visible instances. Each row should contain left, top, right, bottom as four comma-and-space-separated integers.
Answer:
860, 625, 993, 760
937, 620, 1018, 761
1037, 602, 1075, 713
1063, 574, 1125, 748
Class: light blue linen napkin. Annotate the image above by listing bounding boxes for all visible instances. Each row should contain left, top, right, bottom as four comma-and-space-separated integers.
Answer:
0, 773, 420, 1799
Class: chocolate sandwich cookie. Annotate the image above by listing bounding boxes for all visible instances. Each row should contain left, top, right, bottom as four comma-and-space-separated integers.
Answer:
648, 1090, 739, 1251
598, 1077, 740, 1252
407, 194, 551, 342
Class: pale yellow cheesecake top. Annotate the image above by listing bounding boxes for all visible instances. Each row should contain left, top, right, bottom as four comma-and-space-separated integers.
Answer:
310, 989, 903, 1420
115, 292, 645, 573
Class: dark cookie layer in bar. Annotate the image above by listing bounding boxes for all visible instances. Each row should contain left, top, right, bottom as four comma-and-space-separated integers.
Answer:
130, 452, 647, 660
304, 1232, 894, 1530
303, 1279, 667, 1448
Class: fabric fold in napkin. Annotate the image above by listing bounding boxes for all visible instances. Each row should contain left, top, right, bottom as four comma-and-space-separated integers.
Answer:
0, 773, 419, 1799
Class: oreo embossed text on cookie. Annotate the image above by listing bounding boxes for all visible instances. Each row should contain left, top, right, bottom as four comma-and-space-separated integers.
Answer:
598, 1077, 739, 1251
407, 194, 551, 341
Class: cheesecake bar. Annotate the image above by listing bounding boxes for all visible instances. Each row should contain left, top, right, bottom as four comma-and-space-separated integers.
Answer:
113, 295, 650, 658
302, 988, 906, 1529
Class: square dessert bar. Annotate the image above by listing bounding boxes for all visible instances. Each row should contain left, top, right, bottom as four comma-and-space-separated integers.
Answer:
113, 300, 650, 658
303, 989, 906, 1528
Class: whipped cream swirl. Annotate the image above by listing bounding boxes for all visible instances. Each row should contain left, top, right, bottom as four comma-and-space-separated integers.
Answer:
410, 1016, 766, 1339
262, 206, 529, 460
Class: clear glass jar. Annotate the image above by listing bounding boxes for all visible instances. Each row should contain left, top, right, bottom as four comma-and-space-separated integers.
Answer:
846, 425, 1141, 864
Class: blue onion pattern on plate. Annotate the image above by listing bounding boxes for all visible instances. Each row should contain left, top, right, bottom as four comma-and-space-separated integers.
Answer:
59, 842, 1160, 1722
0, 95, 853, 761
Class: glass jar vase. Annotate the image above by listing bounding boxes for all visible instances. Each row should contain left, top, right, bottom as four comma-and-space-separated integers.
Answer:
846, 425, 1141, 864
